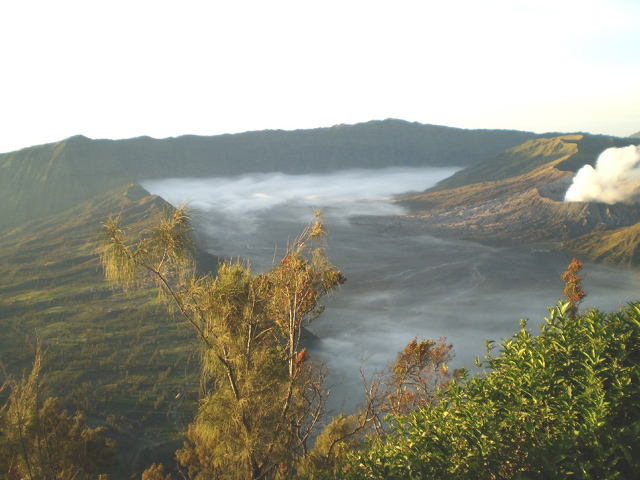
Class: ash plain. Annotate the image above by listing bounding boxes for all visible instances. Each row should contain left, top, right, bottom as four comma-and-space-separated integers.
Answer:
143, 167, 640, 411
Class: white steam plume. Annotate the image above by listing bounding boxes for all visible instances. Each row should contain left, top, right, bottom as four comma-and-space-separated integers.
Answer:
565, 145, 640, 204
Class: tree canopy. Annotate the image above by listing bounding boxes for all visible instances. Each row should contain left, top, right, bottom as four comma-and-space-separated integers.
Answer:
344, 301, 640, 479
102, 207, 345, 478
0, 344, 115, 479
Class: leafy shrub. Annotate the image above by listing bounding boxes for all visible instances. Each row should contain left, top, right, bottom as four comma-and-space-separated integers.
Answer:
345, 301, 640, 479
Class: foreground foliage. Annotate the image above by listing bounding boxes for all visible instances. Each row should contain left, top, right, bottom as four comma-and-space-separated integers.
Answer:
297, 337, 455, 478
0, 345, 115, 479
102, 208, 345, 479
101, 211, 640, 479
345, 301, 640, 479
0, 186, 204, 478
562, 258, 587, 319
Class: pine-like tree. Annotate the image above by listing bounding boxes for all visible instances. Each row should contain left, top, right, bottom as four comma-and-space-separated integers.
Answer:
101, 208, 344, 479
0, 343, 115, 479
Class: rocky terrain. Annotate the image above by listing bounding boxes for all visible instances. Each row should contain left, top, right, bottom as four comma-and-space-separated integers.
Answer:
359, 134, 640, 264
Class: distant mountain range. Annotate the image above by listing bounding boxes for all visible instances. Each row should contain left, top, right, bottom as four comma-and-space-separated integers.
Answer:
0, 119, 536, 230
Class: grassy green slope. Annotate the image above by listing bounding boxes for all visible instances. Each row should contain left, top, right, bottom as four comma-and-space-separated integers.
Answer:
0, 136, 130, 229
0, 184, 212, 477
0, 120, 536, 229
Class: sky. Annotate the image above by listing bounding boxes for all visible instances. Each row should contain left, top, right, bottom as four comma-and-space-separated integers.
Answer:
1, 0, 639, 154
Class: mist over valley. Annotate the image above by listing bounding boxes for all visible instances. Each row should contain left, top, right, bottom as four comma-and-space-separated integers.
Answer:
143, 166, 640, 408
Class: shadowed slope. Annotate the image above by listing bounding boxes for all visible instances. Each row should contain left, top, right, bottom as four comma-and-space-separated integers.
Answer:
0, 184, 215, 477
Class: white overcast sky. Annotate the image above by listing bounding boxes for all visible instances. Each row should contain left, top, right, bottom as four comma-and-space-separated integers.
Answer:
1, 0, 639, 153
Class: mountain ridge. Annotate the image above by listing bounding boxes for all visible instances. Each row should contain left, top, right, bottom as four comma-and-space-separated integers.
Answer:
0, 119, 537, 230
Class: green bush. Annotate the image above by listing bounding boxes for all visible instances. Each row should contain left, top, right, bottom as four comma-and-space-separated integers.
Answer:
345, 301, 640, 479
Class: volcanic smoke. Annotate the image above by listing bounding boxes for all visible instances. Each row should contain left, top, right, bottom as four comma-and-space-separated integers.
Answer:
565, 145, 640, 204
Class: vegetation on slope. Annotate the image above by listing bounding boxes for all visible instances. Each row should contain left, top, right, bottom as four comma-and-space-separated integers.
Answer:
0, 184, 216, 477
1, 344, 116, 478
567, 222, 640, 265
430, 135, 581, 191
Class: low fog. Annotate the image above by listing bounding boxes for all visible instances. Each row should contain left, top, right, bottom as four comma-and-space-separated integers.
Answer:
143, 167, 640, 411
143, 168, 459, 268
565, 145, 640, 203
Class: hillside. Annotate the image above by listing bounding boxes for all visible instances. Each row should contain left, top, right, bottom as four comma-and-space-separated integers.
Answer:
566, 222, 640, 264
0, 184, 215, 476
429, 135, 581, 191
388, 134, 640, 264
429, 134, 636, 191
0, 120, 536, 229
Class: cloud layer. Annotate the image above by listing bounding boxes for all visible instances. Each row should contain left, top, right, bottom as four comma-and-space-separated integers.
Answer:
143, 166, 459, 227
